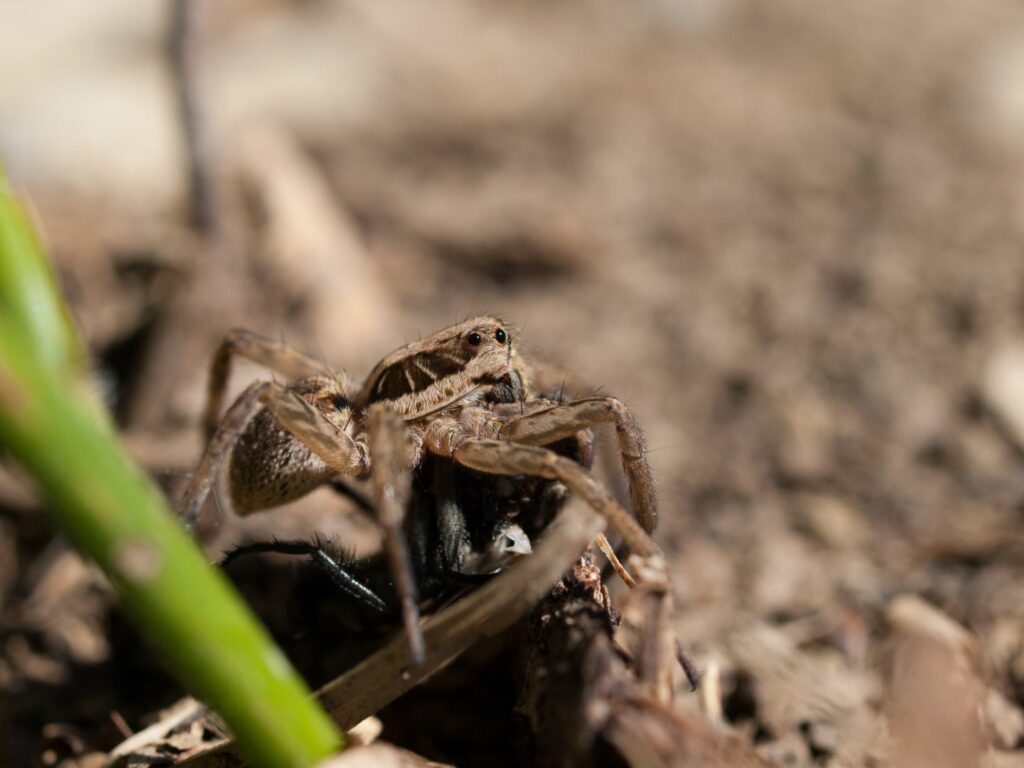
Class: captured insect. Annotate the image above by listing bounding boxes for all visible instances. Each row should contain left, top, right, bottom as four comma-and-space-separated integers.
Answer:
179, 316, 661, 665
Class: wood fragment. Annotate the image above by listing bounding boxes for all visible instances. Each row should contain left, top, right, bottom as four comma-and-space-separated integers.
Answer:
233, 125, 396, 365
595, 532, 637, 587
105, 697, 222, 768
316, 742, 453, 768
519, 554, 768, 767
699, 660, 723, 725
885, 595, 986, 768
167, 0, 217, 236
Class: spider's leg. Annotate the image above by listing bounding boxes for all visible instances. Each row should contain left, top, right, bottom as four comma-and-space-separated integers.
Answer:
451, 439, 676, 700
517, 357, 635, 516
221, 539, 390, 614
365, 404, 424, 666
450, 439, 657, 559
499, 397, 657, 533
218, 386, 422, 649
181, 378, 362, 530
204, 329, 354, 442
179, 380, 267, 530
258, 382, 368, 477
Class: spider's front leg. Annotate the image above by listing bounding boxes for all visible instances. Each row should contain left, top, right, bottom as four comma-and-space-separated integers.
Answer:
237, 387, 429, 664
421, 411, 654, 571
364, 404, 424, 665
445, 435, 678, 701
449, 439, 657, 559
499, 397, 657, 533
179, 377, 365, 529
182, 328, 358, 528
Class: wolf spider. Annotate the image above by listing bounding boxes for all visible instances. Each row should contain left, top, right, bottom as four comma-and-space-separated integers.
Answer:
179, 316, 661, 664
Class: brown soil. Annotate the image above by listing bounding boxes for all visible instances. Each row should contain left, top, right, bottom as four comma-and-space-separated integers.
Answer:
5, 1, 1024, 765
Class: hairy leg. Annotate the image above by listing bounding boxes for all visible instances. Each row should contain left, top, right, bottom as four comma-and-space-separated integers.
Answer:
181, 376, 361, 529
365, 404, 424, 665
451, 439, 657, 559
203, 329, 353, 441
203, 383, 425, 662
498, 398, 657, 533
180, 380, 268, 530
450, 439, 676, 688
257, 382, 367, 477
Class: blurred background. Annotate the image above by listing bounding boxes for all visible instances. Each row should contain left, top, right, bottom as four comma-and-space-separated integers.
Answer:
4, 0, 1024, 765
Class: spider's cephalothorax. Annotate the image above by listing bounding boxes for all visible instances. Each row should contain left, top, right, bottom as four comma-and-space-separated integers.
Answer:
358, 318, 527, 415
181, 316, 658, 664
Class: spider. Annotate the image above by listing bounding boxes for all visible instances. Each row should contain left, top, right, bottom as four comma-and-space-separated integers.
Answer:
178, 316, 660, 665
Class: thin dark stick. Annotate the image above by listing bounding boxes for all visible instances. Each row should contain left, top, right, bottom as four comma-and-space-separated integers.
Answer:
168, 0, 216, 235
676, 638, 702, 692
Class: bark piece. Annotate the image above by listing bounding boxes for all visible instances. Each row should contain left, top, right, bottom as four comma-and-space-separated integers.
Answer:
520, 556, 770, 768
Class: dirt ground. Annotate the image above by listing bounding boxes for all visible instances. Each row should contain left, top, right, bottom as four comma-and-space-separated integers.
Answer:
5, 0, 1024, 766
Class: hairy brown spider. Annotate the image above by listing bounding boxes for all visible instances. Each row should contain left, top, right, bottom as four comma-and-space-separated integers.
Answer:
179, 316, 661, 665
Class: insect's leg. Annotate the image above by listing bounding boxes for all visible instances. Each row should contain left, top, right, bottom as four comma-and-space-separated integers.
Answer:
365, 404, 424, 666
179, 380, 268, 530
203, 329, 354, 442
499, 398, 657, 533
451, 439, 657, 560
220, 540, 390, 614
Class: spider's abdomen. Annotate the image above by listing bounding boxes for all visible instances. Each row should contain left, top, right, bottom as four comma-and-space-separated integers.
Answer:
228, 376, 350, 514
228, 407, 334, 514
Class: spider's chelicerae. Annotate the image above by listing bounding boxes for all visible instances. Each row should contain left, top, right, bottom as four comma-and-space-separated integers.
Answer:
180, 316, 661, 664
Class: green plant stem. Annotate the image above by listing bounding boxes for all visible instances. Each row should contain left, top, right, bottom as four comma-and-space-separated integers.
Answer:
0, 179, 84, 379
0, 180, 344, 766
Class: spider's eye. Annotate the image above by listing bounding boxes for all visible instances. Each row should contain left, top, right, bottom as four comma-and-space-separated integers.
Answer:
467, 332, 483, 346
495, 328, 507, 343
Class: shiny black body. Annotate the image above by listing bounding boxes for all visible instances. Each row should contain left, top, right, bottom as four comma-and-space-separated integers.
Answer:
221, 435, 589, 630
